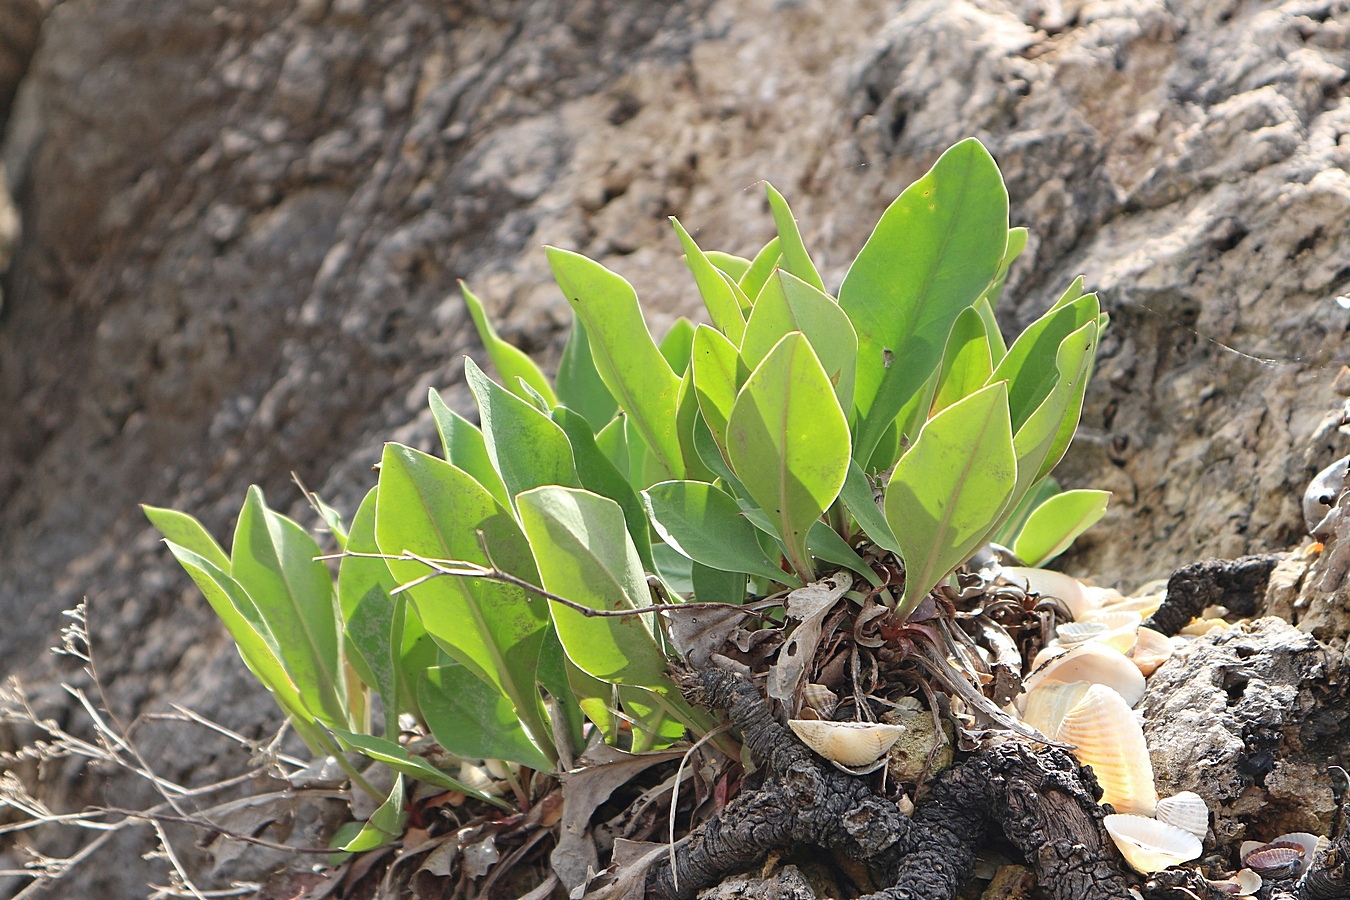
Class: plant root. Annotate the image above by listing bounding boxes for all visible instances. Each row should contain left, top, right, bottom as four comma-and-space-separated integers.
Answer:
647, 665, 1134, 900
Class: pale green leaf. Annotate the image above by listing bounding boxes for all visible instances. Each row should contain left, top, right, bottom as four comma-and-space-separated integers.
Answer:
659, 317, 696, 374
738, 235, 782, 306
840, 138, 1009, 462
671, 218, 746, 343
931, 307, 994, 415
690, 324, 743, 453
461, 282, 558, 406
1013, 489, 1110, 567
556, 316, 619, 432
884, 382, 1017, 616
143, 505, 230, 572
642, 480, 798, 585
546, 246, 684, 479
726, 333, 850, 581
428, 388, 511, 510
764, 183, 825, 292
419, 664, 555, 771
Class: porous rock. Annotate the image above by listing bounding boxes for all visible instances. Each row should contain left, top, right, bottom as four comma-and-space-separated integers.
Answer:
1141, 617, 1346, 848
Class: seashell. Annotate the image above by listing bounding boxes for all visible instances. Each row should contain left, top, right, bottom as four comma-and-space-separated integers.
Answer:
1154, 791, 1209, 840
1240, 833, 1322, 878
1129, 627, 1174, 676
1075, 609, 1143, 654
1020, 680, 1092, 738
1228, 869, 1261, 895
800, 683, 839, 718
1025, 641, 1147, 708
788, 719, 905, 767
1104, 814, 1202, 873
1097, 592, 1164, 619
1003, 567, 1096, 619
1180, 617, 1229, 636
1058, 684, 1158, 815
1055, 620, 1111, 645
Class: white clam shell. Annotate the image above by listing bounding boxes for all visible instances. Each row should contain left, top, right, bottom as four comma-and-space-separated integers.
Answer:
1154, 791, 1209, 839
1129, 627, 1174, 676
1004, 567, 1096, 619
1020, 680, 1092, 739
1097, 592, 1164, 619
1231, 869, 1262, 894
1026, 641, 1147, 708
1058, 684, 1157, 815
788, 719, 905, 767
1076, 609, 1143, 654
1104, 814, 1202, 873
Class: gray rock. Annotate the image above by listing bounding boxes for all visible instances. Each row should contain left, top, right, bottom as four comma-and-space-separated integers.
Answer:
1141, 617, 1344, 849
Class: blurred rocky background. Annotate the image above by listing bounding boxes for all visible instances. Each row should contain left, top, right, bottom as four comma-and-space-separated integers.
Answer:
1, 0, 1349, 895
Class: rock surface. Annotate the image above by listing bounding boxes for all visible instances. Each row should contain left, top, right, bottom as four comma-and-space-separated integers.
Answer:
3, 0, 1350, 895
1141, 617, 1345, 849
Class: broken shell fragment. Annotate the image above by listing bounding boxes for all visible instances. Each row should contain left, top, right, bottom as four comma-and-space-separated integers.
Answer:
1129, 627, 1174, 676
1025, 641, 1147, 707
1104, 814, 1203, 873
788, 719, 905, 767
1154, 791, 1209, 840
1057, 684, 1157, 815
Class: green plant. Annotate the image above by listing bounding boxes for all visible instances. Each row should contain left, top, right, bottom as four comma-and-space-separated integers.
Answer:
145, 137, 1107, 841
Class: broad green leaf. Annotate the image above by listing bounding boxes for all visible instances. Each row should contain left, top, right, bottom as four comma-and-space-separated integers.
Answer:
1051, 275, 1088, 312
990, 476, 1060, 548
642, 480, 798, 584
339, 774, 406, 852
990, 292, 1098, 431
979, 226, 1028, 312
1011, 318, 1098, 488
691, 563, 746, 605
164, 542, 316, 730
516, 377, 553, 412
840, 138, 1009, 462
428, 388, 511, 510
1013, 489, 1110, 567
652, 542, 695, 593
876, 363, 942, 473
464, 357, 579, 507
143, 505, 230, 572
690, 324, 743, 452
706, 250, 752, 281
738, 235, 782, 306
546, 246, 684, 479
566, 657, 618, 744
516, 486, 674, 692
671, 218, 746, 343
692, 414, 743, 494
659, 317, 697, 374
231, 486, 347, 727
461, 282, 558, 407
537, 625, 586, 755
764, 183, 825, 293
741, 269, 857, 413
557, 316, 619, 432
620, 685, 686, 752
374, 443, 554, 760
806, 521, 882, 587
932, 307, 994, 415
338, 488, 400, 722
328, 728, 508, 806
595, 414, 630, 479
674, 368, 716, 484
726, 333, 850, 581
551, 405, 655, 573
419, 664, 554, 771
839, 461, 902, 556
974, 296, 1007, 364
884, 382, 1017, 616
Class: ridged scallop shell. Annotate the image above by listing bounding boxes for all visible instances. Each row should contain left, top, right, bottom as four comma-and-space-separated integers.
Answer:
1129, 627, 1174, 676
1097, 592, 1165, 619
788, 720, 905, 767
800, 683, 839, 717
1104, 814, 1202, 873
1154, 791, 1208, 840
1058, 684, 1157, 815
1020, 680, 1092, 738
1025, 641, 1147, 707
1004, 567, 1096, 619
